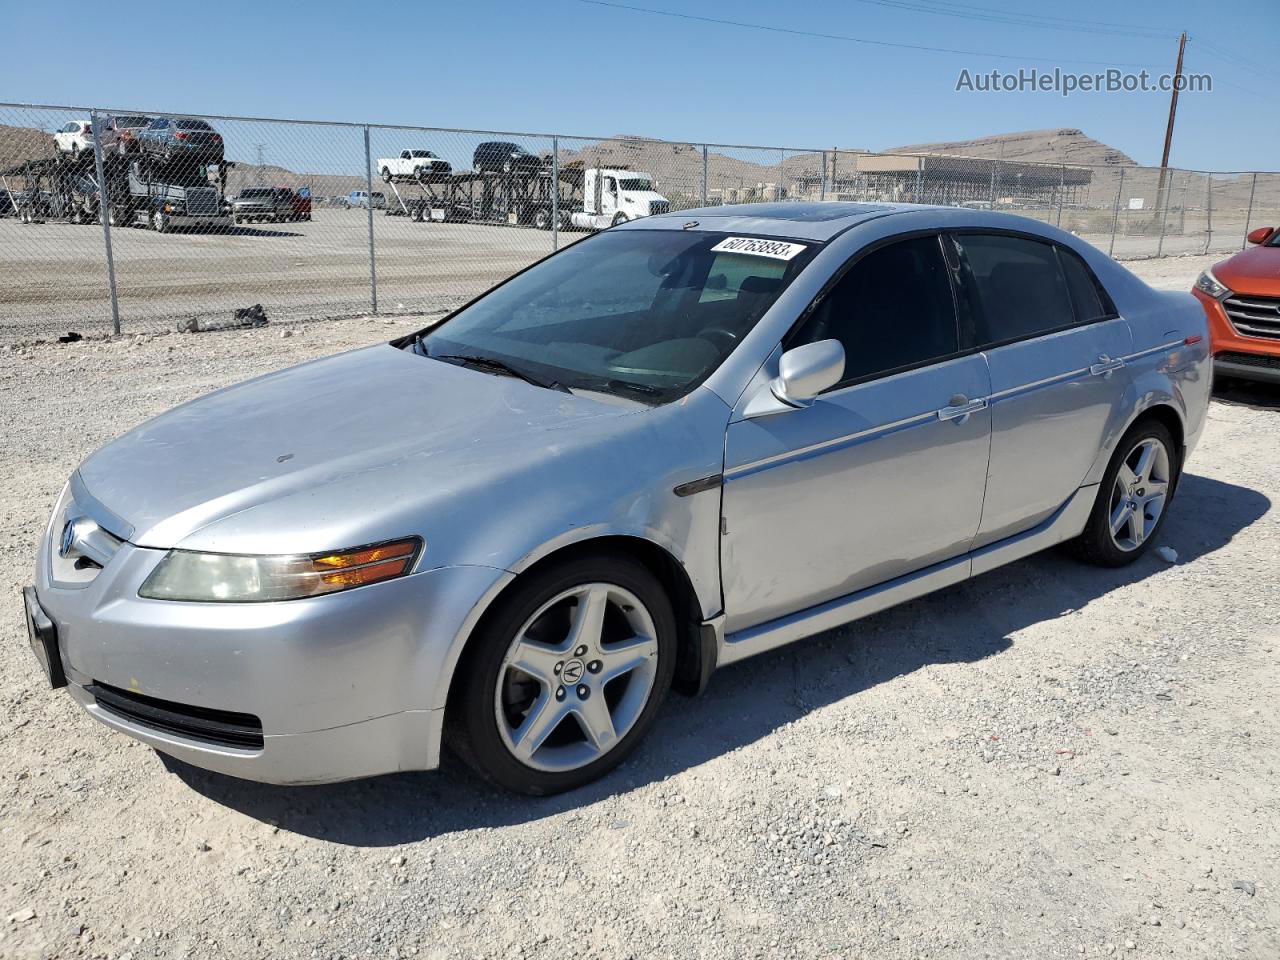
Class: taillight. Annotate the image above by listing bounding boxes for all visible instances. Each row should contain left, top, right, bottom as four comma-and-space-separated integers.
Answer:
175, 132, 189, 140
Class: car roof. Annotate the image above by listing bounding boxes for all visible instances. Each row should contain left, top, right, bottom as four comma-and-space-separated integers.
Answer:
634, 202, 901, 241
637, 201, 1095, 244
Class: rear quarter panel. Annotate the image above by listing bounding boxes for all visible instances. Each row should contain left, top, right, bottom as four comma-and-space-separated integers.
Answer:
1077, 252, 1211, 482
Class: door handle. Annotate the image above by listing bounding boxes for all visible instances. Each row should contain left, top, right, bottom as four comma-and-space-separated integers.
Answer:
1090, 355, 1126, 377
937, 397, 987, 423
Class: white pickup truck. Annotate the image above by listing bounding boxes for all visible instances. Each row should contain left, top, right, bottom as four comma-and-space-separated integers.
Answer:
378, 150, 452, 183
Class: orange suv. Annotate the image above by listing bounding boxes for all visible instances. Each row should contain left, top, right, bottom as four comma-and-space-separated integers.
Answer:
1193, 226, 1280, 385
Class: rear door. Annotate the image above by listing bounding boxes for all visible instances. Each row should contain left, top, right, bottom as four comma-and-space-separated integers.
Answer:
720, 234, 992, 632
949, 232, 1133, 547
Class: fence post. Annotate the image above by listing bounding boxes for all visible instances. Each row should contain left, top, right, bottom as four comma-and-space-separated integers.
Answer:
914, 158, 923, 204
363, 125, 377, 313
1203, 174, 1214, 255
89, 109, 121, 335
1108, 167, 1125, 258
701, 145, 708, 205
1243, 172, 1258, 250
551, 135, 559, 251
1156, 172, 1172, 258
1055, 165, 1065, 227
819, 151, 827, 202
988, 160, 996, 208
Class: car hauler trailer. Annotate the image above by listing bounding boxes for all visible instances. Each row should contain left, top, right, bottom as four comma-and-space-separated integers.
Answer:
380, 157, 669, 232
0, 153, 131, 225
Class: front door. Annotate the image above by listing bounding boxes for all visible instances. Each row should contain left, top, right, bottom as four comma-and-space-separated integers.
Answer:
720, 234, 993, 633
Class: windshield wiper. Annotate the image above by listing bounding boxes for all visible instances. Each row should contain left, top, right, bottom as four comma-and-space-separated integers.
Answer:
573, 377, 666, 402
433, 353, 570, 394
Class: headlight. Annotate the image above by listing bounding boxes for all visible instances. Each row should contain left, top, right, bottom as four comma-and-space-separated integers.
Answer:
1194, 269, 1230, 300
139, 537, 421, 602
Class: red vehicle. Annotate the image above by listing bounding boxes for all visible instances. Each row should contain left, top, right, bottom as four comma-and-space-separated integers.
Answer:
290, 187, 312, 222
1192, 226, 1280, 386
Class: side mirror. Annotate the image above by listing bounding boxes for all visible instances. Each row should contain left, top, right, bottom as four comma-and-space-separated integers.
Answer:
744, 340, 845, 418
775, 339, 845, 405
1246, 226, 1274, 245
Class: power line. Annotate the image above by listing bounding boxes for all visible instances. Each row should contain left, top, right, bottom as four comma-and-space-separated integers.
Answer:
579, 0, 1167, 68
839, 0, 1175, 41
905, 0, 1173, 37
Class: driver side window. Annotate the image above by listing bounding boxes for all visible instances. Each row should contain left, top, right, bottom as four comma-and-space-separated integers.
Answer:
789, 235, 960, 385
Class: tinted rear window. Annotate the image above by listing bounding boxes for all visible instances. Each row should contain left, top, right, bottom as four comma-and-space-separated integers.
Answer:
953, 234, 1075, 346
177, 119, 212, 131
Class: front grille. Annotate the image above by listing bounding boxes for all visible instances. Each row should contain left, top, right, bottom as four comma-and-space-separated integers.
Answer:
184, 187, 220, 216
649, 200, 670, 216
87, 681, 264, 750
1217, 351, 1280, 371
1223, 294, 1280, 340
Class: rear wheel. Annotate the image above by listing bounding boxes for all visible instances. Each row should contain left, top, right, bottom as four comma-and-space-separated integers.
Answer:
448, 553, 676, 795
534, 208, 551, 230
381, 167, 392, 182
1069, 419, 1178, 567
153, 210, 169, 233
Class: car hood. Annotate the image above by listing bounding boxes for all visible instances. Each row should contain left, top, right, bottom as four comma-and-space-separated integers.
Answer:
77, 344, 637, 551
1214, 245, 1280, 297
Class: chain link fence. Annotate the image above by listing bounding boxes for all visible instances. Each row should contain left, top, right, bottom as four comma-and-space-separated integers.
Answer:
3, 101, 1278, 344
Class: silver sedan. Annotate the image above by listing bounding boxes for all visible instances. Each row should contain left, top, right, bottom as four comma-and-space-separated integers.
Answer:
24, 203, 1211, 794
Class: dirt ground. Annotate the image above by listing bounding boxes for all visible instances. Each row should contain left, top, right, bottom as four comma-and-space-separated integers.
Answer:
1, 255, 1278, 960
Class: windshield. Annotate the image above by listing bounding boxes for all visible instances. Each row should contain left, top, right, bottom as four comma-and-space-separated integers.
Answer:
618, 178, 653, 191
413, 230, 816, 403
177, 119, 212, 131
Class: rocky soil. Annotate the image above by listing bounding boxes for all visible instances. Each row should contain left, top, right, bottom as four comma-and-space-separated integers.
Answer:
1, 255, 1277, 959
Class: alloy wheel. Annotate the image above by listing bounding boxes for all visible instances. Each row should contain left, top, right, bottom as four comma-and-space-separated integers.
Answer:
1108, 436, 1171, 552
493, 582, 659, 773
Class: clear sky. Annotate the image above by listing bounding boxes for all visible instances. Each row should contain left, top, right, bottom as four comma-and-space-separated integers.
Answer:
1, 0, 1275, 172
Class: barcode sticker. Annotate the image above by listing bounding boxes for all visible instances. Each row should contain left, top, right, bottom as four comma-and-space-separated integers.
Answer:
710, 237, 808, 261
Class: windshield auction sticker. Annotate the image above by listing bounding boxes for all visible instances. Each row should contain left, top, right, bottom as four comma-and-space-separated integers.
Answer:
710, 237, 808, 261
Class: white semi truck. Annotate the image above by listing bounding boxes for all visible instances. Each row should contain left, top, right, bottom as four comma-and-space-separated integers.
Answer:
568, 167, 670, 230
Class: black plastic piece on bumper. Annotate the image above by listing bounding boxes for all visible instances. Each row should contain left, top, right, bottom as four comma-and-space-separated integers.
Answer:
86, 681, 264, 750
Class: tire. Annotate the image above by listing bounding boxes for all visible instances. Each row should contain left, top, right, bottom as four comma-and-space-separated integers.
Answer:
447, 552, 677, 795
534, 208, 551, 230
1069, 418, 1179, 567
153, 210, 169, 234
381, 167, 392, 182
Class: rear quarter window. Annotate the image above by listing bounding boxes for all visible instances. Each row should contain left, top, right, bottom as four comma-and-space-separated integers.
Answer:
1057, 247, 1114, 322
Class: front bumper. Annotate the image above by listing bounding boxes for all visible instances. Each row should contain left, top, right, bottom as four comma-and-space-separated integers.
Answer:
1215, 353, 1280, 385
30, 521, 510, 784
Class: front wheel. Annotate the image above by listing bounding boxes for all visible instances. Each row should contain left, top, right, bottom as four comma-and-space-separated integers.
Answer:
448, 553, 676, 795
611, 212, 628, 227
1069, 419, 1178, 567
381, 167, 392, 182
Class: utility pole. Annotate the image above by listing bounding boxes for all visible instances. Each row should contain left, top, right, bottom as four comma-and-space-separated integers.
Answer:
1156, 31, 1187, 216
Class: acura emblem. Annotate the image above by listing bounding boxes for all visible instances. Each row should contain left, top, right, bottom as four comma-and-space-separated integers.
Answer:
560, 659, 585, 684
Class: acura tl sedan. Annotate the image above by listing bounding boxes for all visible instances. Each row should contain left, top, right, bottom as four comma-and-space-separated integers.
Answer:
24, 203, 1211, 795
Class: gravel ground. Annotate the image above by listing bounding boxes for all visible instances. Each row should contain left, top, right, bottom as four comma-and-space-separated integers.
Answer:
2, 255, 1278, 960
